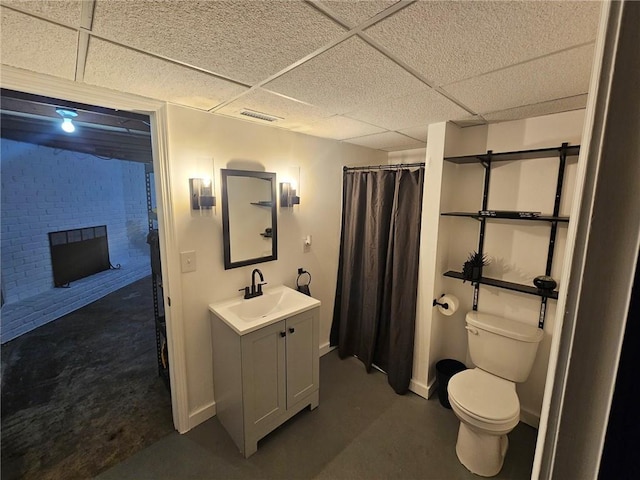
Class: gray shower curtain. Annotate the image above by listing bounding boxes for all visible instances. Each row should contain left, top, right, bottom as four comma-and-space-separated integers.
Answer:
330, 166, 424, 394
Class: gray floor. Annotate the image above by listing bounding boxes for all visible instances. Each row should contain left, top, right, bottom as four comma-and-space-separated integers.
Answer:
97, 351, 537, 480
1, 276, 173, 480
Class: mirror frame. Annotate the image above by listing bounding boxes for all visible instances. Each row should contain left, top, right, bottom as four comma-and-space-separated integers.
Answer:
221, 169, 278, 270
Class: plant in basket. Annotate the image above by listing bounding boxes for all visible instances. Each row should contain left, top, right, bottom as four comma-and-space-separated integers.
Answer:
462, 251, 490, 284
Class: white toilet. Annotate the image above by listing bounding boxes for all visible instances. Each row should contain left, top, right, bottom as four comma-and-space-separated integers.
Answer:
447, 311, 544, 477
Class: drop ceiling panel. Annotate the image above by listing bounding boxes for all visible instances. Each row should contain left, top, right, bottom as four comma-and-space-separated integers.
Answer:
364, 0, 601, 86
443, 45, 594, 115
316, 0, 400, 27
2, 0, 83, 26
398, 125, 429, 142
345, 131, 425, 151
345, 84, 469, 130
265, 36, 427, 115
84, 38, 248, 110
293, 115, 386, 141
0, 8, 77, 80
483, 95, 589, 123
216, 88, 332, 130
91, 0, 346, 85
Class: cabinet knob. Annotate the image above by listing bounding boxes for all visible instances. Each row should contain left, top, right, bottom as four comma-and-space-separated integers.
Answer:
288, 327, 295, 334
280, 331, 286, 337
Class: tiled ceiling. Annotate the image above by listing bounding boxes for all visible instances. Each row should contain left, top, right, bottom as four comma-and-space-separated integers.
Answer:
0, 0, 602, 152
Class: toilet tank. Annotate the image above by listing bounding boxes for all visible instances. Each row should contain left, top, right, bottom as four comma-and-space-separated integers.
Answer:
466, 311, 544, 382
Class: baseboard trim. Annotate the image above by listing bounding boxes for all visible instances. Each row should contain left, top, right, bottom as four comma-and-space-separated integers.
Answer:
187, 401, 216, 431
320, 342, 336, 357
409, 378, 430, 399
427, 377, 438, 399
520, 406, 540, 429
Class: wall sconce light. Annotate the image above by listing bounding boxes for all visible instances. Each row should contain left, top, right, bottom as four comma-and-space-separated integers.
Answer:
55, 108, 78, 133
190, 177, 215, 210
280, 182, 300, 208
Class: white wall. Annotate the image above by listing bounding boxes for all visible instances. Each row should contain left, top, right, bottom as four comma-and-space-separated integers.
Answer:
427, 110, 585, 426
164, 104, 386, 422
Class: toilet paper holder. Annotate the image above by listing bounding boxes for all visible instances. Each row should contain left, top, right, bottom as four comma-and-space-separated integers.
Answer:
433, 294, 450, 310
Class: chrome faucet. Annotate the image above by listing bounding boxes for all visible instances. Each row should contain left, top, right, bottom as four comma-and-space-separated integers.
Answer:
239, 268, 267, 299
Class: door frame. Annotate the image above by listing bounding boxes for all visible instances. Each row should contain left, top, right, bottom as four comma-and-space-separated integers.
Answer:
1, 66, 190, 433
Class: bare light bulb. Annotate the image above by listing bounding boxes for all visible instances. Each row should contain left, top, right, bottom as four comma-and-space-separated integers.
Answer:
61, 117, 75, 133
56, 108, 78, 134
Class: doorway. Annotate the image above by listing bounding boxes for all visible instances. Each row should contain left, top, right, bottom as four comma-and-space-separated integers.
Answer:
0, 89, 173, 478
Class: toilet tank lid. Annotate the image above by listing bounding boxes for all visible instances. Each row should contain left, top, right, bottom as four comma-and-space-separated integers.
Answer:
466, 312, 544, 343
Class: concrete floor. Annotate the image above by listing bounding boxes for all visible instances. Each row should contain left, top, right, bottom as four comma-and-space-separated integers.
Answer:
98, 352, 537, 480
1, 276, 173, 480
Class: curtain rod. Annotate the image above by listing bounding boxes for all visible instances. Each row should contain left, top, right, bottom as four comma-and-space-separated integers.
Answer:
343, 162, 425, 172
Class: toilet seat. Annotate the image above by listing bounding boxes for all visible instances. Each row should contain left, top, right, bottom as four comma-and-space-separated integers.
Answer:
448, 369, 520, 430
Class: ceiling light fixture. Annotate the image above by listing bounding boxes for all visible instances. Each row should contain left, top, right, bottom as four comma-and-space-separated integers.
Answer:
55, 108, 78, 133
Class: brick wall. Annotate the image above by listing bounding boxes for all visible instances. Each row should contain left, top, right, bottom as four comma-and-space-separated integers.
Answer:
1, 139, 150, 304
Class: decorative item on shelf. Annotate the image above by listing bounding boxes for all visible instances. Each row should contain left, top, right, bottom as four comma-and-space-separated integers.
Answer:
190, 177, 216, 210
261, 227, 273, 238
533, 275, 557, 295
462, 251, 490, 284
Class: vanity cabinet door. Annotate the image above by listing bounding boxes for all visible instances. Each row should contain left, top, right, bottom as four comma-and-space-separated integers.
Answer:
285, 310, 319, 408
241, 320, 286, 434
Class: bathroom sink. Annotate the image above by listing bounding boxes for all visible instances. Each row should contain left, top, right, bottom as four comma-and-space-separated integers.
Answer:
209, 285, 320, 335
229, 289, 284, 320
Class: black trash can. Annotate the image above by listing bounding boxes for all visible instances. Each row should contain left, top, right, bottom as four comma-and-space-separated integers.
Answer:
436, 359, 467, 409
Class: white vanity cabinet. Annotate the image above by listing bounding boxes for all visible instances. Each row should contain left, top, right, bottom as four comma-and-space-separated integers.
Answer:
210, 306, 319, 458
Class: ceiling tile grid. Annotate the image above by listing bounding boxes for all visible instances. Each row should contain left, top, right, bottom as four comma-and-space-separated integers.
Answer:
1, 0, 83, 27
315, 0, 401, 28
265, 36, 428, 115
442, 44, 595, 115
397, 125, 429, 143
83, 38, 248, 111
345, 130, 427, 151
292, 114, 386, 141
344, 83, 470, 131
0, 7, 78, 80
216, 88, 334, 130
364, 0, 600, 86
0, 0, 602, 152
91, 0, 347, 85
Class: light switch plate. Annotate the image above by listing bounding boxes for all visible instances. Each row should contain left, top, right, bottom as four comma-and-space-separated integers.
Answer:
180, 251, 196, 273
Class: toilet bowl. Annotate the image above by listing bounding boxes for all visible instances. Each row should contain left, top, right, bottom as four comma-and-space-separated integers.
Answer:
448, 368, 520, 476
447, 312, 543, 477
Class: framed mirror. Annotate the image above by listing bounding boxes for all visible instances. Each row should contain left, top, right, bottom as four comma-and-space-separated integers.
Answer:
221, 169, 277, 269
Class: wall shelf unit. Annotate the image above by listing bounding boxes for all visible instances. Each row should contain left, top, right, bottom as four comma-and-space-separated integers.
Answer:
442, 142, 579, 328
443, 270, 559, 299
444, 145, 580, 164
441, 212, 569, 223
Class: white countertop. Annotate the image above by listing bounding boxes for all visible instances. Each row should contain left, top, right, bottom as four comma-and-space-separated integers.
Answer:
209, 284, 320, 335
